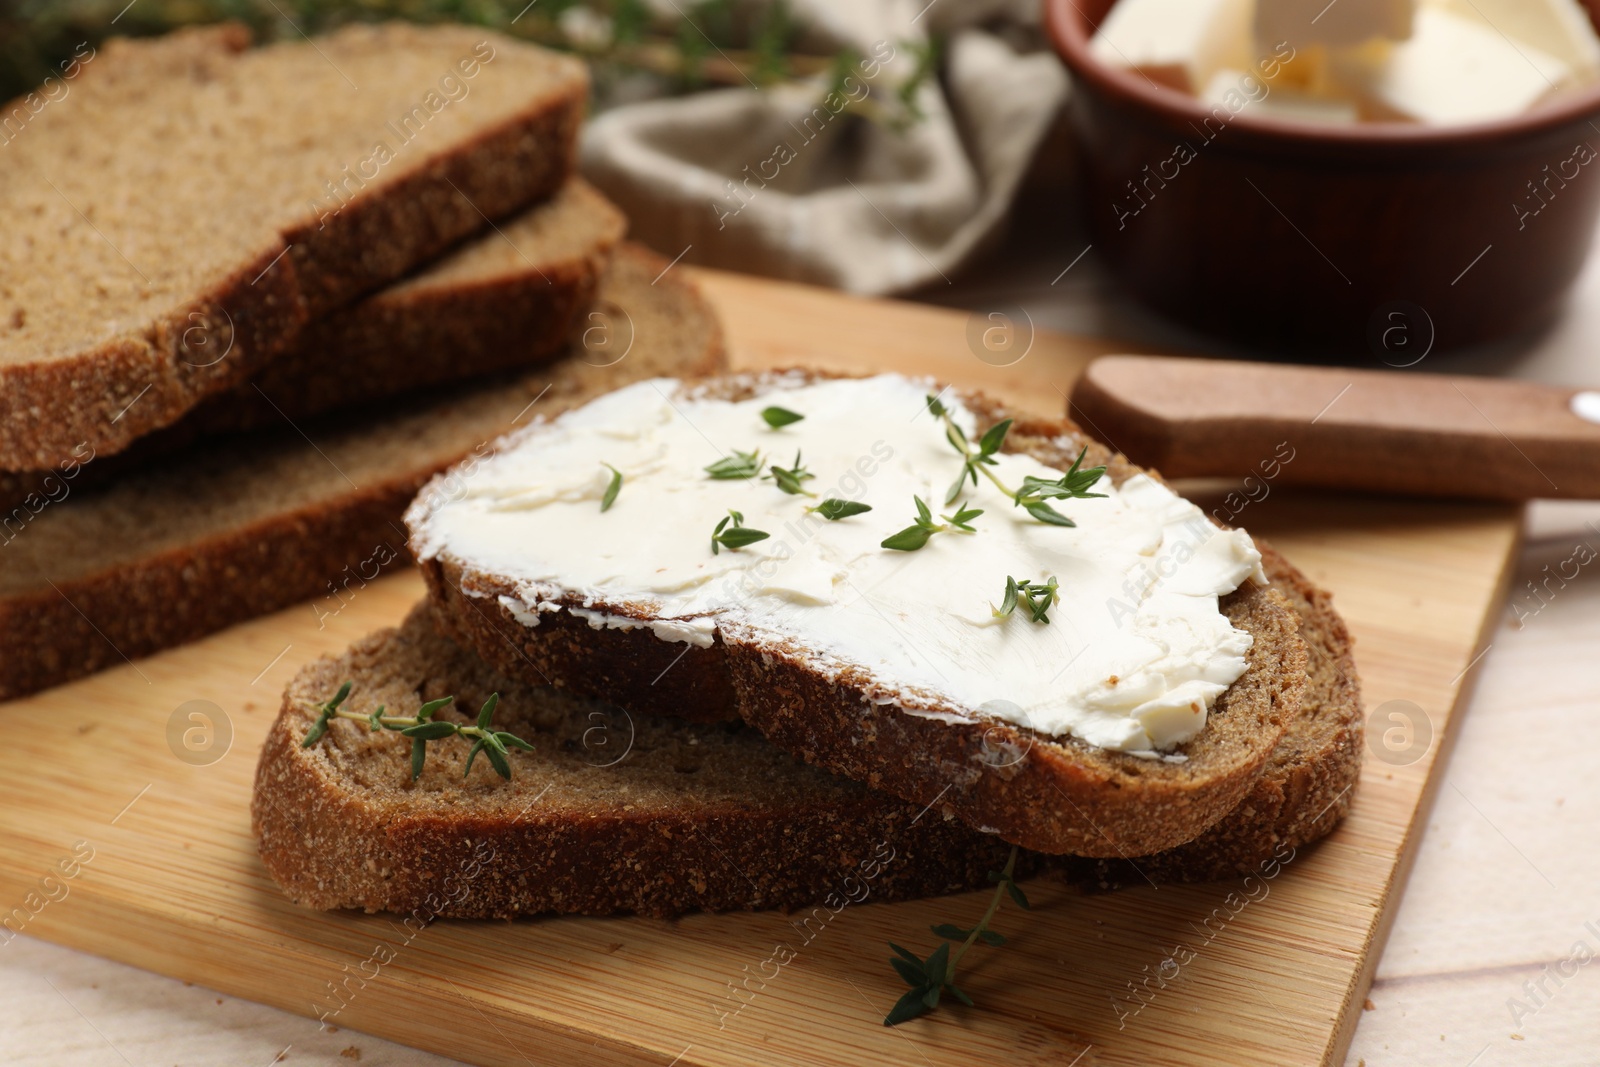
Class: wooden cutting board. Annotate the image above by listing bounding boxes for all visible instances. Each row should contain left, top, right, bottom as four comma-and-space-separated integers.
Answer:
0, 268, 1521, 1067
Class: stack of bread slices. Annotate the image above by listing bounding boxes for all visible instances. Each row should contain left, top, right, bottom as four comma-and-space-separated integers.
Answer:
0, 23, 725, 700
253, 367, 1363, 919
0, 22, 1359, 916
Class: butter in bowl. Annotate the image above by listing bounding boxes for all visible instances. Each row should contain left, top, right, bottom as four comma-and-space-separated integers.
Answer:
1046, 0, 1600, 354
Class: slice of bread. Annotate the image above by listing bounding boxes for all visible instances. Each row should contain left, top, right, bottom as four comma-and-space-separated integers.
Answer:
0, 23, 587, 471
254, 603, 1026, 918
411, 372, 1318, 859
0, 244, 724, 701
187, 178, 629, 439
0, 179, 628, 511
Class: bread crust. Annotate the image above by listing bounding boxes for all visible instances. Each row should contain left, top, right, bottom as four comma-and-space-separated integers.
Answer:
424, 558, 741, 724
1061, 539, 1363, 884
414, 371, 1312, 857
252, 605, 1030, 918
0, 24, 588, 471
0, 244, 725, 700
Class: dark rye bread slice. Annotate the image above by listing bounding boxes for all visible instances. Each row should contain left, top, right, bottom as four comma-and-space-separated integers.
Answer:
413, 373, 1311, 859
182, 178, 628, 439
0, 22, 587, 471
0, 245, 724, 701
0, 179, 628, 511
253, 603, 1025, 918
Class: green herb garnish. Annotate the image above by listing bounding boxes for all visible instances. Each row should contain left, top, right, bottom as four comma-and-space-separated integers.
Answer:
600, 463, 623, 512
880, 496, 983, 552
992, 576, 1060, 624
705, 449, 764, 480
807, 498, 873, 521
765, 451, 816, 496
925, 394, 1108, 526
711, 509, 771, 554
761, 405, 805, 428
944, 502, 983, 532
1015, 447, 1109, 525
301, 684, 534, 781
884, 846, 1029, 1025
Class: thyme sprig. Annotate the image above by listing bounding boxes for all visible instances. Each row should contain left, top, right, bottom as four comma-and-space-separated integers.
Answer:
705, 449, 764, 480
761, 405, 805, 428
600, 463, 623, 512
807, 498, 872, 520
711, 509, 771, 554
992, 576, 1060, 624
880, 496, 982, 551
300, 683, 534, 780
2, 4, 946, 132
925, 394, 1108, 527
765, 451, 816, 496
884, 845, 1030, 1025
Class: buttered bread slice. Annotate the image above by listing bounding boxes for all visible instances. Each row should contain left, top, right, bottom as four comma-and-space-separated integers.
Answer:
408, 372, 1310, 857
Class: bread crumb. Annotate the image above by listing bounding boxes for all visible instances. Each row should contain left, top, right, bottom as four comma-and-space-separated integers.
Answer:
340, 1048, 362, 1060
1512, 1034, 1524, 1040
1363, 998, 1375, 1011
215, 998, 223, 1005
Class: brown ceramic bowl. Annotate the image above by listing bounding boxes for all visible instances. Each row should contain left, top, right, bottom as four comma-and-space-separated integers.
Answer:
1045, 0, 1600, 356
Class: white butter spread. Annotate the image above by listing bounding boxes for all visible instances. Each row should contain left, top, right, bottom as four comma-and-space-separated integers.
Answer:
409, 375, 1267, 755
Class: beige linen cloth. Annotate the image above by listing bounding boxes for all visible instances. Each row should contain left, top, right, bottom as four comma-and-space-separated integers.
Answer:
579, 0, 1068, 293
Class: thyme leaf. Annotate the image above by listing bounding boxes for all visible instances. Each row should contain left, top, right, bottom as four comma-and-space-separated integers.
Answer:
705, 449, 764, 480
808, 498, 873, 520
765, 451, 816, 496
711, 509, 771, 554
761, 405, 805, 428
600, 463, 623, 512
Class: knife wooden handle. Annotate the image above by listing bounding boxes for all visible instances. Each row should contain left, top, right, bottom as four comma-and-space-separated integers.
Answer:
1068, 356, 1600, 501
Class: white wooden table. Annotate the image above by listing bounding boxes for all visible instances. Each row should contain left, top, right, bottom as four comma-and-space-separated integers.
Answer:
4, 225, 1598, 1067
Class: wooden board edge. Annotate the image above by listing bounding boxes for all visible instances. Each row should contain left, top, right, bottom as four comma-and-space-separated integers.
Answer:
1321, 507, 1526, 1066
